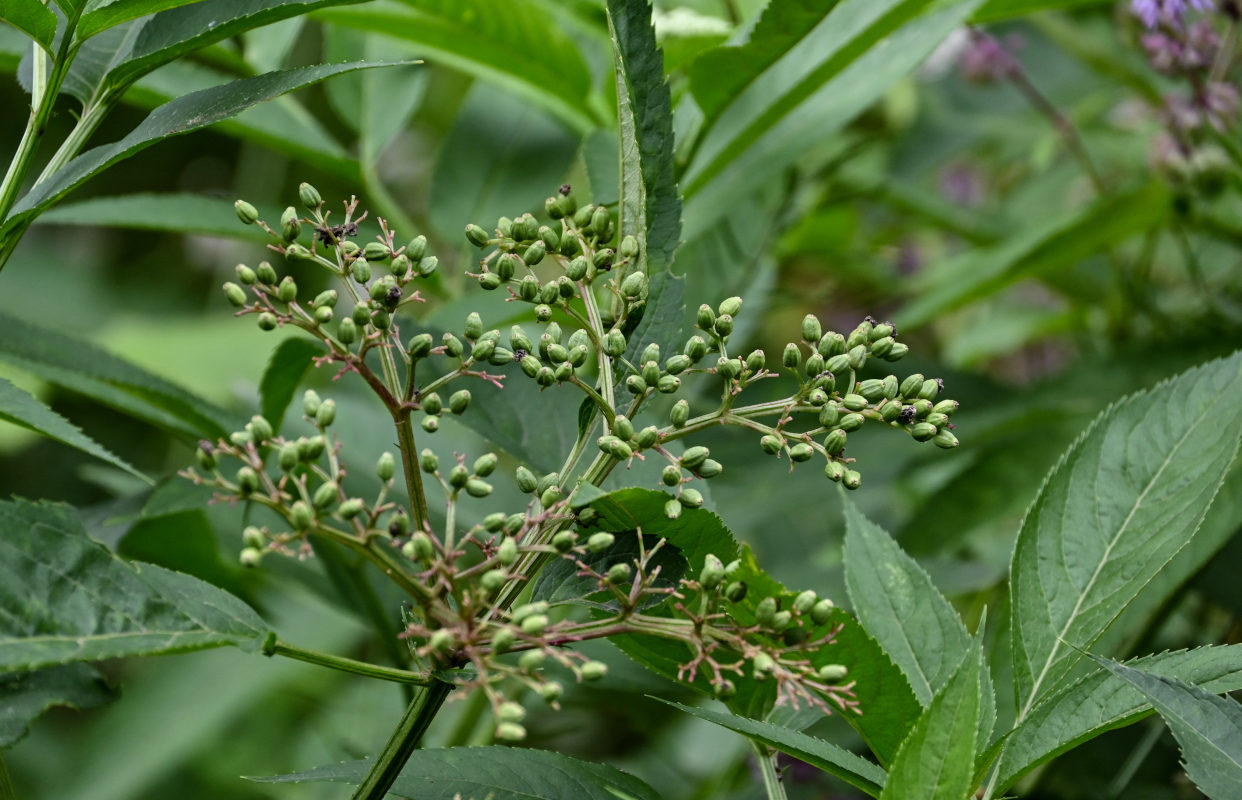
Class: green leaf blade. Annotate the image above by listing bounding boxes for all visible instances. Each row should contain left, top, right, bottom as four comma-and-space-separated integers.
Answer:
0, 0, 58, 51
259, 338, 323, 434
76, 0, 208, 40
843, 498, 970, 707
0, 663, 116, 747
880, 643, 982, 800
252, 746, 663, 800
658, 699, 887, 797
0, 499, 272, 671
1090, 654, 1242, 800
1010, 352, 1242, 718
0, 376, 150, 482
996, 644, 1242, 792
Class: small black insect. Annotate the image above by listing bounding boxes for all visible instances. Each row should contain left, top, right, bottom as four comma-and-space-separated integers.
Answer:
315, 221, 360, 246
513, 348, 529, 361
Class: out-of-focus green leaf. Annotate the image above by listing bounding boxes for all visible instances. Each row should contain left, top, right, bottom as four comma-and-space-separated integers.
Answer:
1010, 352, 1242, 720
76, 0, 207, 40
0, 0, 57, 51
0, 663, 116, 747
972, 0, 1111, 22
316, 0, 598, 133
118, 509, 246, 596
843, 499, 970, 707
879, 642, 982, 800
1090, 654, 1242, 800
4, 61, 406, 235
259, 338, 323, 434
898, 182, 1170, 328
681, 0, 986, 241
252, 746, 663, 799
0, 376, 149, 482
659, 699, 888, 797
994, 645, 1242, 792
532, 528, 686, 609
428, 81, 578, 243
0, 498, 272, 671
0, 308, 235, 440
37, 192, 272, 242
606, 0, 681, 276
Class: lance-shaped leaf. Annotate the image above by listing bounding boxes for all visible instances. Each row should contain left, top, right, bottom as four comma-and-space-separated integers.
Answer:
0, 0, 57, 51
0, 498, 272, 671
251, 746, 662, 800
1010, 352, 1242, 719
1089, 654, 1242, 800
843, 498, 970, 707
4, 60, 407, 234
258, 338, 323, 434
0, 663, 116, 747
0, 376, 149, 482
658, 699, 888, 797
75, 0, 207, 40
994, 644, 1242, 792
880, 642, 982, 800
0, 308, 235, 440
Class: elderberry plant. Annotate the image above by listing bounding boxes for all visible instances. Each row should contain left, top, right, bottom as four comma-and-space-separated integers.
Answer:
188, 181, 962, 755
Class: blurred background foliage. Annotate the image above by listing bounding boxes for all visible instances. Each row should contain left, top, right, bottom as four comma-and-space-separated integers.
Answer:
1, 0, 1240, 797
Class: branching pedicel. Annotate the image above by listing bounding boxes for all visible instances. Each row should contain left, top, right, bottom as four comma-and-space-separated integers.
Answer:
188, 184, 960, 739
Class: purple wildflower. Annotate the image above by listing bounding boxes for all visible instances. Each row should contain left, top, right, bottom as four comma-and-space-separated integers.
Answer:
1131, 0, 1215, 29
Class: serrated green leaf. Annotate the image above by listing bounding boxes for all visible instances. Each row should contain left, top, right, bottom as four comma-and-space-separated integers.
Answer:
993, 645, 1242, 792
897, 182, 1170, 328
606, 0, 681, 276
251, 746, 662, 800
682, 0, 986, 241
0, 498, 272, 671
76, 0, 206, 39
618, 270, 685, 381
1089, 654, 1242, 800
880, 642, 982, 800
0, 376, 149, 482
0, 663, 116, 747
1010, 352, 1242, 720
0, 0, 58, 51
37, 192, 272, 242
5, 61, 403, 234
657, 699, 888, 797
316, 0, 597, 134
0, 308, 235, 440
259, 338, 322, 434
843, 498, 970, 707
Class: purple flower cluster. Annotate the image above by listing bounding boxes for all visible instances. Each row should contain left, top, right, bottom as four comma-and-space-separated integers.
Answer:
1131, 0, 1215, 29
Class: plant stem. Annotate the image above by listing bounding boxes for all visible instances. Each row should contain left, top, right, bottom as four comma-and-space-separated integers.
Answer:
265, 639, 429, 685
751, 740, 788, 800
350, 679, 454, 800
394, 413, 431, 531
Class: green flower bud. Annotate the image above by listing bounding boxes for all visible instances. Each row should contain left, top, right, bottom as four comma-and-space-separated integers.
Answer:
518, 650, 546, 671
338, 498, 365, 519
466, 454, 495, 480
801, 314, 822, 343
789, 442, 814, 462
713, 314, 734, 339
580, 660, 608, 681
313, 306, 333, 324
620, 271, 646, 298
804, 388, 827, 407
313, 480, 339, 510
776, 345, 798, 373
847, 344, 868, 371
658, 375, 681, 395
898, 373, 923, 398
538, 225, 560, 251
879, 374, 899, 399
811, 401, 837, 427
420, 448, 439, 474
745, 350, 766, 375
843, 469, 861, 490
810, 598, 835, 625
471, 337, 497, 363
696, 304, 715, 331
679, 488, 704, 508
716, 357, 740, 381
641, 360, 660, 386
301, 436, 326, 460
585, 203, 609, 235
417, 255, 439, 277
661, 465, 682, 487
926, 412, 950, 428
670, 399, 690, 427
818, 664, 849, 682
724, 581, 747, 603
933, 429, 959, 449
388, 254, 411, 277
759, 434, 783, 455
697, 459, 723, 478
239, 526, 265, 551
662, 498, 680, 519
355, 243, 387, 265
656, 354, 688, 377
713, 295, 741, 317
755, 596, 778, 627
932, 399, 959, 416
607, 562, 632, 584
839, 413, 864, 432
280, 206, 301, 242
274, 275, 296, 303
439, 333, 463, 359
870, 336, 894, 358
550, 530, 577, 553
250, 263, 275, 286
341, 241, 360, 256
444, 465, 466, 490
821, 355, 847, 375
223, 282, 247, 307
699, 554, 726, 590
275, 442, 298, 472
539, 484, 561, 507
230, 430, 253, 447
879, 400, 903, 423
586, 532, 614, 554
476, 271, 500, 290
883, 342, 909, 361
239, 546, 263, 567
519, 614, 548, 636
680, 446, 709, 469
464, 223, 490, 247
449, 389, 471, 415
910, 422, 937, 442
815, 332, 843, 357
803, 352, 825, 377
521, 241, 546, 267
918, 379, 941, 401
465, 478, 493, 498
819, 428, 847, 456
399, 532, 431, 562
350, 304, 371, 328
771, 610, 792, 631
297, 182, 322, 209
625, 375, 647, 394
419, 394, 442, 418
428, 629, 456, 656
572, 203, 595, 229
233, 198, 260, 225
558, 275, 576, 299
611, 233, 636, 259
508, 466, 535, 495
234, 263, 257, 286
284, 244, 313, 266
793, 590, 817, 614
387, 510, 411, 537
478, 568, 508, 594
315, 399, 336, 427
855, 379, 883, 403
289, 500, 313, 530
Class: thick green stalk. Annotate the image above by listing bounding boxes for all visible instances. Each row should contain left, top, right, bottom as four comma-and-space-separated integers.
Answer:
394, 413, 431, 531
265, 639, 429, 685
350, 679, 454, 800
751, 740, 789, 800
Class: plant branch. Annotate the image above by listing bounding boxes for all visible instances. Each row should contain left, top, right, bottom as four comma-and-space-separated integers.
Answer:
350, 679, 454, 800
394, 412, 431, 532
751, 740, 789, 800
264, 638, 430, 685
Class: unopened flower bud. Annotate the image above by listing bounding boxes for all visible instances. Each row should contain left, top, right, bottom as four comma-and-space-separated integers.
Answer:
789, 442, 814, 462
759, 434, 783, 455
607, 563, 632, 583
801, 314, 822, 343
277, 443, 299, 472
620, 271, 646, 299
301, 435, 326, 460
290, 500, 313, 530
449, 389, 471, 415
338, 498, 365, 519
625, 375, 647, 394
417, 255, 438, 277
464, 223, 490, 247
313, 481, 339, 510
417, 448, 438, 473
725, 581, 747, 602
314, 399, 336, 427
700, 554, 726, 590
428, 629, 456, 655
515, 466, 538, 494
661, 465, 683, 487
240, 547, 262, 566
818, 664, 848, 682
932, 399, 959, 416
276, 275, 297, 303
679, 488, 703, 508
843, 469, 861, 489
753, 653, 776, 679
519, 650, 545, 670
280, 206, 301, 242
680, 446, 709, 469
465, 478, 493, 498
848, 344, 868, 371
298, 182, 321, 209
858, 379, 886, 403
696, 304, 715, 331
670, 399, 690, 427
539, 484, 561, 507
810, 598, 835, 624
933, 429, 959, 449
223, 282, 247, 307
793, 590, 817, 614
883, 342, 909, 361
540, 681, 564, 702
581, 660, 608, 680
870, 336, 894, 358
910, 422, 937, 442
234, 198, 259, 225
587, 532, 615, 553
839, 413, 864, 432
